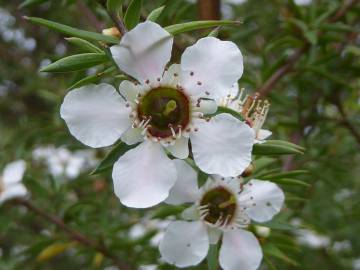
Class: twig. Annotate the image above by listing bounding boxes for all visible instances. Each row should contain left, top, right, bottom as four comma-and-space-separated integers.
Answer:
333, 98, 360, 145
14, 198, 133, 270
198, 0, 221, 20
97, 0, 127, 36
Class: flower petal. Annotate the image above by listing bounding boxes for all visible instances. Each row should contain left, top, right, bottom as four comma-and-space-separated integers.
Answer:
208, 227, 222, 245
161, 64, 182, 88
119, 80, 148, 102
0, 184, 27, 204
195, 99, 217, 114
159, 221, 209, 268
220, 229, 263, 270
238, 179, 285, 222
166, 137, 189, 159
110, 21, 173, 84
60, 84, 131, 148
112, 140, 177, 208
181, 37, 243, 98
165, 160, 200, 205
190, 114, 254, 177
2, 160, 26, 185
257, 129, 272, 141
121, 127, 144, 145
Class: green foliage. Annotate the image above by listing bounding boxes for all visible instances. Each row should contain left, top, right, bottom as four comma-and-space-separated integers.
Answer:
1, 0, 360, 269
124, 0, 142, 30
165, 20, 240, 35
25, 16, 119, 44
40, 53, 109, 73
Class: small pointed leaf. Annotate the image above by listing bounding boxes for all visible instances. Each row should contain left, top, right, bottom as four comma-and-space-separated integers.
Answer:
40, 53, 109, 73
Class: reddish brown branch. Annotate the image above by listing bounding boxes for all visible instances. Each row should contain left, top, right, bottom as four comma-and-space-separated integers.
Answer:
14, 198, 132, 270
198, 0, 221, 20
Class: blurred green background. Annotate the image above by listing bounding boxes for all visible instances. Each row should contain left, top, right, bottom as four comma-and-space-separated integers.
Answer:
0, 0, 359, 269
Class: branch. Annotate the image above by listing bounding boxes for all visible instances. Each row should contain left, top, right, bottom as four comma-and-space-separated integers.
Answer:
198, 0, 221, 20
14, 198, 133, 270
97, 0, 127, 36
257, 0, 359, 96
333, 99, 360, 145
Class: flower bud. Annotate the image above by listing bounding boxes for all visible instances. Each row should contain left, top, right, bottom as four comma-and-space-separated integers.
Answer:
102, 27, 121, 37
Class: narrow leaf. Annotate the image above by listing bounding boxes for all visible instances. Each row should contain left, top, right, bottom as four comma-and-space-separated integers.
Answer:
91, 142, 139, 175
253, 142, 304, 156
68, 66, 116, 90
19, 0, 48, 8
265, 140, 305, 151
124, 0, 142, 30
206, 106, 244, 121
36, 242, 75, 261
254, 220, 295, 231
147, 6, 165, 22
25, 17, 119, 44
207, 244, 219, 270
65, 37, 103, 53
261, 170, 309, 180
269, 178, 311, 187
40, 53, 109, 73
165, 20, 241, 36
263, 244, 299, 266
107, 0, 123, 15
151, 205, 186, 219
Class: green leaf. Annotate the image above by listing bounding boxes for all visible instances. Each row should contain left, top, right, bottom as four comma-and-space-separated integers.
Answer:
207, 244, 219, 270
319, 22, 356, 32
19, 0, 48, 8
304, 30, 318, 45
91, 142, 140, 175
40, 53, 109, 73
207, 26, 221, 37
261, 170, 309, 180
265, 140, 305, 151
25, 17, 119, 44
165, 20, 241, 36
255, 220, 295, 231
269, 178, 311, 187
68, 66, 116, 90
253, 141, 304, 156
206, 106, 245, 121
65, 37, 103, 53
263, 243, 299, 266
147, 5, 165, 22
151, 205, 186, 219
107, 0, 123, 15
124, 0, 142, 30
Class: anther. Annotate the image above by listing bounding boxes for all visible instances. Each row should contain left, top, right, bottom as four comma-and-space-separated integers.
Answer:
190, 71, 194, 76
197, 81, 202, 86
145, 79, 150, 84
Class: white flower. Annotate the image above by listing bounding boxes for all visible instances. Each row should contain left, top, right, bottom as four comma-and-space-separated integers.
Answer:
0, 160, 27, 204
60, 21, 254, 208
218, 87, 272, 143
32, 145, 97, 179
294, 0, 312, 5
159, 160, 285, 270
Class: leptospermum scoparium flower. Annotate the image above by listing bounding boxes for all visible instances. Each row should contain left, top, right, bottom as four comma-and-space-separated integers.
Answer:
0, 160, 27, 204
218, 87, 272, 143
60, 21, 255, 208
159, 160, 285, 270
